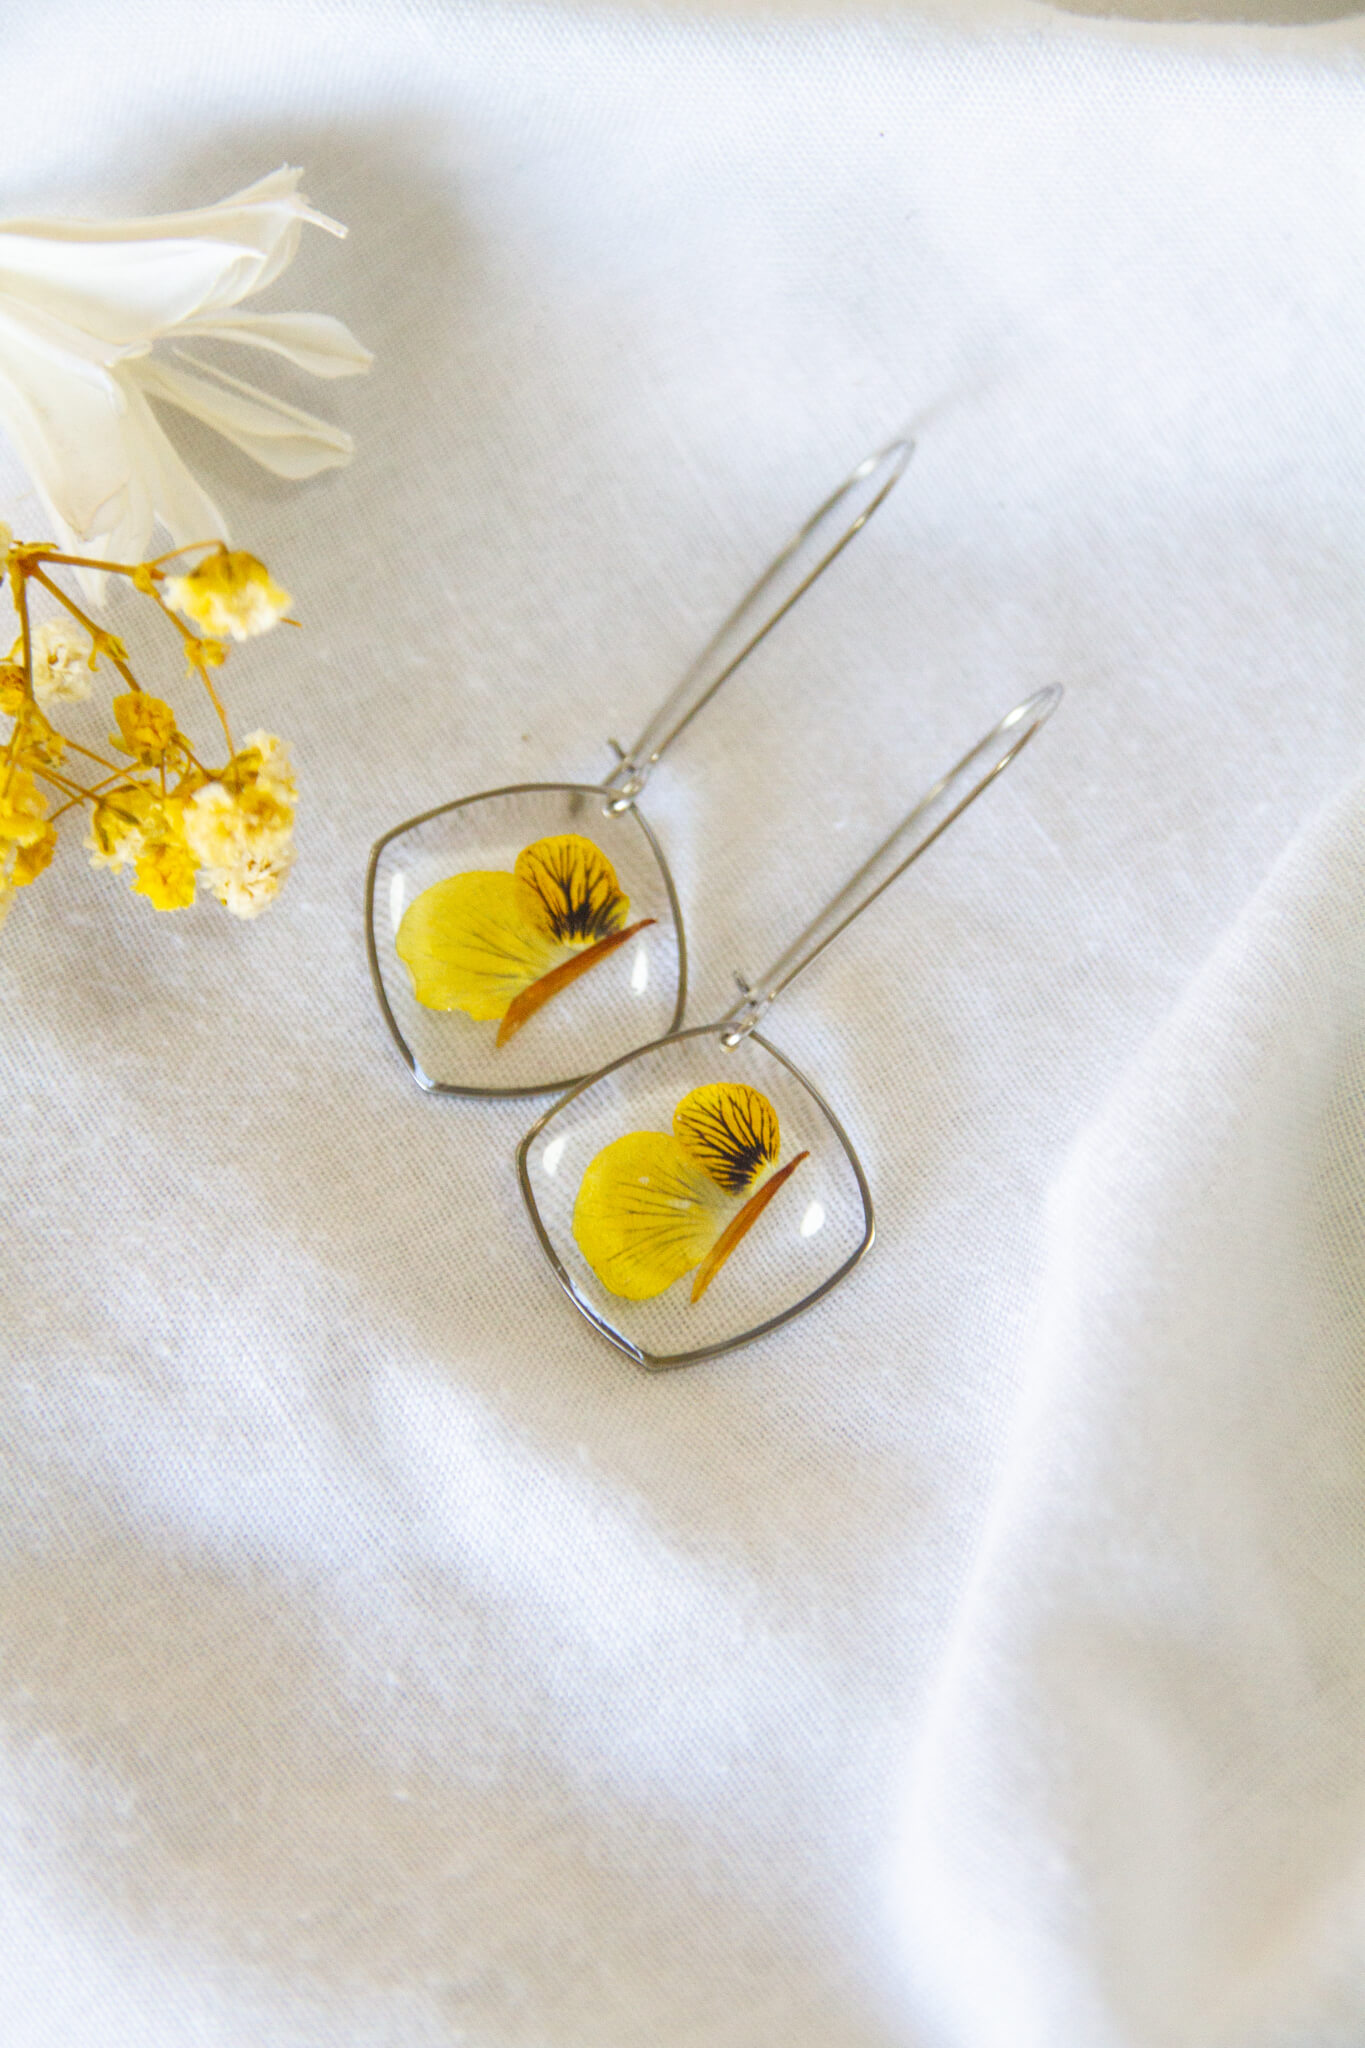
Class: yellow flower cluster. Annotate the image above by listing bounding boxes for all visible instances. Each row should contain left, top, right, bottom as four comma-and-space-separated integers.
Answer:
183, 732, 296, 918
0, 537, 297, 930
165, 549, 292, 643
0, 762, 56, 893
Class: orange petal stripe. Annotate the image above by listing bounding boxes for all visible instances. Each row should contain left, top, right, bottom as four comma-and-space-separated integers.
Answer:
496, 918, 656, 1047
689, 1151, 810, 1304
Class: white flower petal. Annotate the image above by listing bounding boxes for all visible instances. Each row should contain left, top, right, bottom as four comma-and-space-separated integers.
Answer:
115, 371, 226, 547
0, 167, 364, 604
0, 166, 345, 334
130, 352, 353, 479
0, 287, 124, 370
66, 462, 153, 606
0, 165, 332, 260
219, 167, 347, 295
0, 235, 276, 348
0, 303, 131, 538
174, 309, 372, 379
64, 374, 235, 604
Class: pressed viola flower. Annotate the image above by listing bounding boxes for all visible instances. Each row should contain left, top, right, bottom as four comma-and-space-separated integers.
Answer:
164, 549, 291, 641
0, 167, 371, 601
572, 1082, 809, 1304
396, 833, 655, 1046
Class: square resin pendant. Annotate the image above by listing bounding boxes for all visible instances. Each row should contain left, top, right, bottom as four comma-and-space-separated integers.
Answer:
364, 444, 913, 1101
517, 1025, 874, 1368
366, 783, 686, 1098
514, 687, 1062, 1367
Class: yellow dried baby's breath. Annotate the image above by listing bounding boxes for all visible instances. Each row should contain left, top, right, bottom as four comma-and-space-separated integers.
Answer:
165, 549, 291, 642
0, 533, 297, 932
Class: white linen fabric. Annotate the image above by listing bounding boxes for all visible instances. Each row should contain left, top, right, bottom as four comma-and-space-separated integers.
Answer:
1, 4, 1363, 2044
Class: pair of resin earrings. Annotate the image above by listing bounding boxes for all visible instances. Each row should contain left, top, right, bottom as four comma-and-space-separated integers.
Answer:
366, 442, 1059, 1367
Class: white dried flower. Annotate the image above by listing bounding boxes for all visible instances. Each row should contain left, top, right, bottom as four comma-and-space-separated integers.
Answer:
0, 168, 371, 602
241, 729, 296, 800
209, 850, 292, 920
30, 617, 91, 701
181, 730, 295, 915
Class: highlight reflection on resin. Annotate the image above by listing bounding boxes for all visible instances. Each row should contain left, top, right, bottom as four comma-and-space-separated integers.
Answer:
395, 833, 654, 1047
572, 1082, 808, 1303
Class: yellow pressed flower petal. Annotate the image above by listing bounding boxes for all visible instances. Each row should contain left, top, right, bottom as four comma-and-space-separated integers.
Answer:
514, 835, 629, 945
673, 1082, 780, 1195
395, 869, 562, 1018
573, 1131, 726, 1301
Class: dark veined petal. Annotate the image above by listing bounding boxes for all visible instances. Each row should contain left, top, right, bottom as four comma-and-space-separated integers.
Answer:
514, 834, 629, 946
572, 1132, 726, 1301
672, 1082, 780, 1196
395, 869, 563, 1017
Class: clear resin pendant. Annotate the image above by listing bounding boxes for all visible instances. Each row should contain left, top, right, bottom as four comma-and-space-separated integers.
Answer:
365, 441, 912, 1098
519, 687, 1063, 1365
367, 784, 685, 1097
519, 1026, 874, 1367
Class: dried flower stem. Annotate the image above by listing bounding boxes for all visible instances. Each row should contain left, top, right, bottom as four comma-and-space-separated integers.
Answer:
28, 547, 237, 758
0, 534, 297, 926
25, 565, 139, 690
1, 572, 33, 799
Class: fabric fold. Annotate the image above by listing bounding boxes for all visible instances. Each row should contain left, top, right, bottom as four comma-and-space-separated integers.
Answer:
900, 773, 1365, 2048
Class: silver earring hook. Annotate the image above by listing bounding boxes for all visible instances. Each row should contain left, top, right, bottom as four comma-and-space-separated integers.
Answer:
719, 685, 1062, 1045
603, 437, 913, 811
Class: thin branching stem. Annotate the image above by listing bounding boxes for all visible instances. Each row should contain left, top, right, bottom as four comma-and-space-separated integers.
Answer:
142, 581, 235, 756
22, 539, 220, 579
61, 735, 123, 773
2, 571, 34, 795
24, 566, 140, 691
